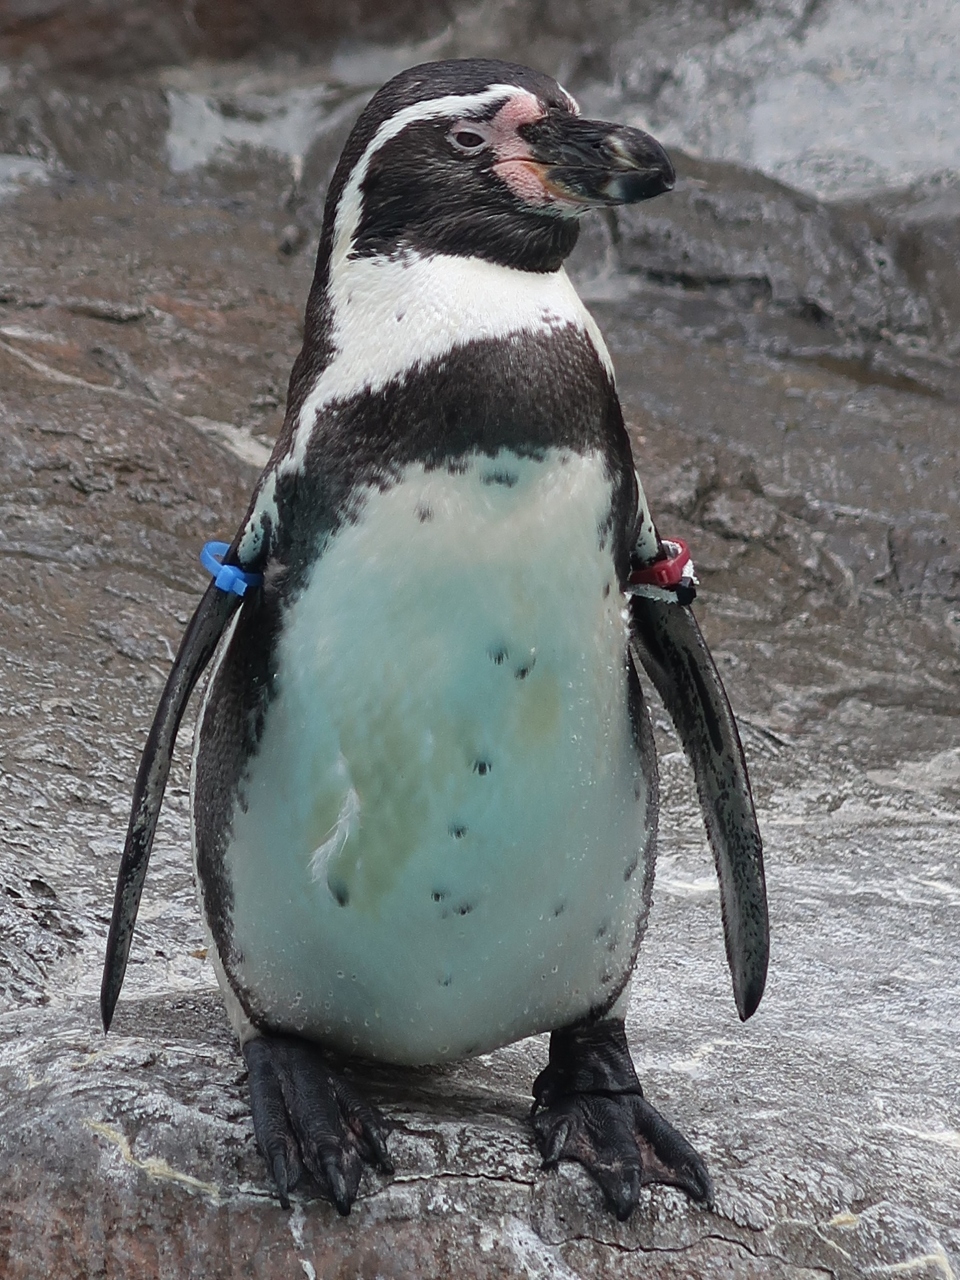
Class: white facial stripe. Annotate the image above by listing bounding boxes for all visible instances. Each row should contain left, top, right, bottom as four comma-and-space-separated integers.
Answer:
332, 84, 538, 273
556, 82, 580, 116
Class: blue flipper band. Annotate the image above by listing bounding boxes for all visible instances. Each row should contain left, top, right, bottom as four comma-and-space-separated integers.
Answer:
200, 541, 263, 597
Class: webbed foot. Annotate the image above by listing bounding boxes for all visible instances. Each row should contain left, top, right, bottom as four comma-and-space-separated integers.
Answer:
243, 1034, 393, 1213
530, 1019, 713, 1220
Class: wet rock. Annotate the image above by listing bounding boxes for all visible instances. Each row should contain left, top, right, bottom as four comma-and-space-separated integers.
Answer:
865, 172, 960, 359
701, 490, 780, 544
63, 297, 148, 323
644, 457, 719, 520
4, 81, 172, 179
615, 153, 933, 351
276, 221, 307, 256
601, 0, 960, 204
0, 0, 461, 76
889, 527, 960, 603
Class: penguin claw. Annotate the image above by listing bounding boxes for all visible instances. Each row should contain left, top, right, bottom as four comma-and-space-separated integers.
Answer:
319, 1157, 353, 1217
243, 1035, 392, 1213
361, 1120, 395, 1175
271, 1153, 293, 1211
539, 1114, 573, 1168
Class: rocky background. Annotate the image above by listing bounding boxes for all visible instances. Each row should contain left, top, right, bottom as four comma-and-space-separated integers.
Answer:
0, 1, 958, 1276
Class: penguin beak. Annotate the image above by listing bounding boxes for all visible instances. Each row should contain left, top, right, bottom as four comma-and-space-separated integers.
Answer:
520, 115, 675, 207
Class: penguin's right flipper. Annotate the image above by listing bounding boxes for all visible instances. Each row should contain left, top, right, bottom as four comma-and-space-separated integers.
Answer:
630, 596, 769, 1021
100, 581, 240, 1032
243, 1035, 394, 1212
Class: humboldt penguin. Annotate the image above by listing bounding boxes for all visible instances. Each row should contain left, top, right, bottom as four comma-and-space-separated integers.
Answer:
102, 58, 768, 1222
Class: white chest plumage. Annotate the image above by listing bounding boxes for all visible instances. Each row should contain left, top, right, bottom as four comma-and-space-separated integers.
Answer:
196, 448, 653, 1064
237, 252, 615, 563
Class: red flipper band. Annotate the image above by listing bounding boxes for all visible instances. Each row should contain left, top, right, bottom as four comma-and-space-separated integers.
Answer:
627, 538, 692, 589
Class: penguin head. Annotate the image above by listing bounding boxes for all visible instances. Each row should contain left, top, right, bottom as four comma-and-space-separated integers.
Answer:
318, 58, 675, 277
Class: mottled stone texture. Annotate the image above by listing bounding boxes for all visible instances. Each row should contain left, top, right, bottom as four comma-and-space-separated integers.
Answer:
0, 43, 958, 1280
0, 0, 454, 74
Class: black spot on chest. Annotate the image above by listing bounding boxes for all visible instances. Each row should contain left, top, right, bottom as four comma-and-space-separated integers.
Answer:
481, 469, 519, 488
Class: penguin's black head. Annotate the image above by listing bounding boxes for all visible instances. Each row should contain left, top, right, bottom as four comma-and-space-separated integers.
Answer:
318, 58, 675, 276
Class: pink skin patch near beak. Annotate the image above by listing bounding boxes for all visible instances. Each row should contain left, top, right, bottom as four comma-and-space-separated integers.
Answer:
494, 158, 594, 210
494, 158, 555, 206
493, 93, 585, 209
451, 91, 579, 209
489, 95, 549, 204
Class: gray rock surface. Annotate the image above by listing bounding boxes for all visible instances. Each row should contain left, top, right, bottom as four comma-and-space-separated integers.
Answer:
0, 32, 958, 1280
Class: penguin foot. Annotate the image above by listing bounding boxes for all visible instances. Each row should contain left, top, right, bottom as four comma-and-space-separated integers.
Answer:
530, 1019, 713, 1220
243, 1034, 393, 1213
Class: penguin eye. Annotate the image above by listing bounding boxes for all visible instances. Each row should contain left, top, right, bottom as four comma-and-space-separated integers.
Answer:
450, 129, 487, 154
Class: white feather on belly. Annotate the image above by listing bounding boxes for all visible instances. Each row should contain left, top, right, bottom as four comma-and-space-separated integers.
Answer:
202, 447, 653, 1064
309, 779, 361, 883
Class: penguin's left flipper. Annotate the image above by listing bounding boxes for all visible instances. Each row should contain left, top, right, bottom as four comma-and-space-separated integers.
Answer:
101, 581, 241, 1032
531, 1020, 712, 1220
630, 595, 769, 1021
244, 1034, 394, 1213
